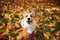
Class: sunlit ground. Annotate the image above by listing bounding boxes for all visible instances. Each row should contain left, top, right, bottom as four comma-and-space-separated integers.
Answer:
0, 0, 60, 40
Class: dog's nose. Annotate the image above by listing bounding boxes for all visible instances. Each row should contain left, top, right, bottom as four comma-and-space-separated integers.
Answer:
28, 18, 30, 20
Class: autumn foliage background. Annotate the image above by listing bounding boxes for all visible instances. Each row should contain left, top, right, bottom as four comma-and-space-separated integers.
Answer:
0, 0, 60, 40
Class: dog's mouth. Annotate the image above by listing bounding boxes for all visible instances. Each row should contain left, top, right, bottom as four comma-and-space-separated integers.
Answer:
27, 20, 32, 24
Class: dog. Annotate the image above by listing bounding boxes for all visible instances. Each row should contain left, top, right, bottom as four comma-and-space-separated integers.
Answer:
21, 10, 36, 40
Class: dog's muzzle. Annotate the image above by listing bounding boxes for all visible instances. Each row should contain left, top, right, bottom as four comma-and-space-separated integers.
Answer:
27, 18, 32, 24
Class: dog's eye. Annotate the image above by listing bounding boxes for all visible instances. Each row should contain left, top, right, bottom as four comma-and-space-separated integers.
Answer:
30, 15, 33, 17
26, 15, 28, 17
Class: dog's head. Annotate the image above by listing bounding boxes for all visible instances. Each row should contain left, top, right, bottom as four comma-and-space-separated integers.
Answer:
22, 10, 36, 24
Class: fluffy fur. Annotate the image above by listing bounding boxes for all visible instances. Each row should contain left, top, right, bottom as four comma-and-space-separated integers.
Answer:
21, 10, 36, 34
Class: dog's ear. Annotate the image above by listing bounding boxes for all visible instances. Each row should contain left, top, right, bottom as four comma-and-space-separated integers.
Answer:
22, 9, 27, 16
31, 10, 36, 16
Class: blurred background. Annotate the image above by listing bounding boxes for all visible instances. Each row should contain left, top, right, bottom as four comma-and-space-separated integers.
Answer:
0, 0, 60, 40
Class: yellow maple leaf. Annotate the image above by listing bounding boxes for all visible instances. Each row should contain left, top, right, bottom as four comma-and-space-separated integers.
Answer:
44, 32, 51, 39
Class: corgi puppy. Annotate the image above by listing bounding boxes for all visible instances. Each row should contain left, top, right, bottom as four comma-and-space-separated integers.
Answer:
21, 10, 36, 34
